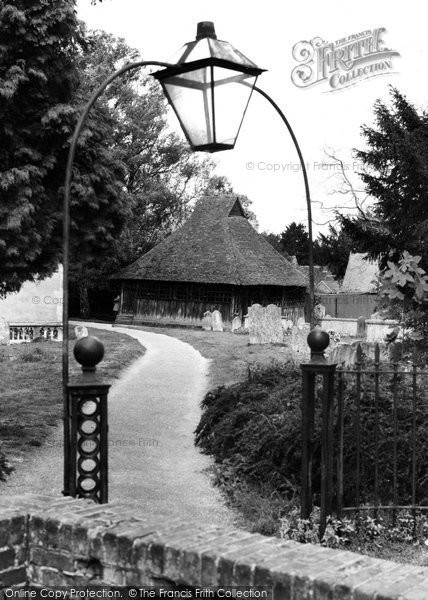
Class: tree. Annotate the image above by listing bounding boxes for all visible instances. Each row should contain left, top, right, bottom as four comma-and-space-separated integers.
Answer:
0, 0, 82, 294
313, 225, 354, 280
339, 87, 428, 272
334, 88, 428, 344
260, 232, 284, 255
377, 251, 428, 348
69, 29, 215, 315
0, 1, 130, 303
280, 222, 309, 264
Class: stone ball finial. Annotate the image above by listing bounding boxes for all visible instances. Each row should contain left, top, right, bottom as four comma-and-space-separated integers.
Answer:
73, 335, 104, 372
307, 328, 330, 354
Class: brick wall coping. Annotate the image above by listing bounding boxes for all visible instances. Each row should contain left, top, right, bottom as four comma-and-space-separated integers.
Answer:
0, 494, 427, 599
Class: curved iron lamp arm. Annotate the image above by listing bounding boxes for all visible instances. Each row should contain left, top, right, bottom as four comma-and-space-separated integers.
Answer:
251, 85, 315, 328
62, 60, 172, 495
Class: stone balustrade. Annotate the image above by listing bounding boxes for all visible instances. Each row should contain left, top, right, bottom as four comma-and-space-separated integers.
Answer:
9, 323, 63, 344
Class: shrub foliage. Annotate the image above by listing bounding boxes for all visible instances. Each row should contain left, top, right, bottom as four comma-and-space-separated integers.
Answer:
195, 361, 428, 511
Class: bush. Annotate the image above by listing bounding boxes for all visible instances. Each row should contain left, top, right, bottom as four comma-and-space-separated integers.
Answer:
195, 361, 428, 519
195, 364, 304, 500
280, 506, 428, 549
19, 347, 47, 362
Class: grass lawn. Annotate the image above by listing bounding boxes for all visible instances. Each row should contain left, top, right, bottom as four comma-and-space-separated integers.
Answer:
130, 325, 293, 388
0, 327, 144, 469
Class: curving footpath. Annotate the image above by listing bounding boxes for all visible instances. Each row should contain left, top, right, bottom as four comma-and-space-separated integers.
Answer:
1, 323, 236, 527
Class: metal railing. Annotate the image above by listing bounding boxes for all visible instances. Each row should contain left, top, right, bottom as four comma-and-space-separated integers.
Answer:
301, 334, 428, 536
336, 343, 427, 520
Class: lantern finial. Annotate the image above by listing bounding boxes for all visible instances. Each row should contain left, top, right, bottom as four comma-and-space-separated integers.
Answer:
196, 22, 217, 40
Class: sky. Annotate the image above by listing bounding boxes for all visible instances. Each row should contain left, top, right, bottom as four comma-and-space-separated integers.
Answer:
76, 0, 427, 235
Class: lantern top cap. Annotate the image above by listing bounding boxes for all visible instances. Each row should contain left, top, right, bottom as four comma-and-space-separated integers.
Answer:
196, 21, 217, 40
162, 21, 265, 74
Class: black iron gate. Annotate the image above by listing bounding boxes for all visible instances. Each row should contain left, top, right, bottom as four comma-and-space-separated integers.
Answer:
336, 343, 427, 519
301, 334, 428, 536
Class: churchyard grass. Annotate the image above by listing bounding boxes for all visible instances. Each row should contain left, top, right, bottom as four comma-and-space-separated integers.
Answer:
0, 327, 144, 470
138, 325, 293, 388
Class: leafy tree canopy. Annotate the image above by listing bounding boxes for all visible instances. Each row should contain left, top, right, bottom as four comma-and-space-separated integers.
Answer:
339, 87, 428, 272
68, 28, 216, 315
0, 0, 129, 297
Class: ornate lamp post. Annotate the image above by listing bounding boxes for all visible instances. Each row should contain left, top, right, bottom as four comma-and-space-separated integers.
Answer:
62, 21, 315, 495
151, 22, 315, 324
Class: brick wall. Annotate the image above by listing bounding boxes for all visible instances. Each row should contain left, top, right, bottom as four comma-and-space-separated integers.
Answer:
0, 495, 428, 599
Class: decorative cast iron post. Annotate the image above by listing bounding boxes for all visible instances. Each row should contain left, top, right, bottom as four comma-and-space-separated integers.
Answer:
300, 329, 337, 537
65, 335, 110, 503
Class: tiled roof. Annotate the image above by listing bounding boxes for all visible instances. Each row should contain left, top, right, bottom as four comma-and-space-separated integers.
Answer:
341, 253, 379, 292
117, 196, 307, 288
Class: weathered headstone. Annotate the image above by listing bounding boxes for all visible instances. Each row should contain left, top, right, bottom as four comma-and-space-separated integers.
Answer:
248, 304, 283, 344
231, 316, 242, 332
202, 311, 212, 331
248, 304, 264, 344
290, 326, 311, 362
0, 317, 10, 346
297, 317, 306, 330
329, 343, 356, 367
357, 316, 367, 338
314, 303, 326, 320
74, 325, 88, 340
265, 304, 283, 343
282, 319, 293, 333
211, 310, 223, 332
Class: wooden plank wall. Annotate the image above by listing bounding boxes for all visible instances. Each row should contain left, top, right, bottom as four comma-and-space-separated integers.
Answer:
318, 293, 378, 318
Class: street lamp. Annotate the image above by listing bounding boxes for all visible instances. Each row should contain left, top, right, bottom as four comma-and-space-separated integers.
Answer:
152, 22, 265, 152
62, 21, 315, 495
152, 22, 315, 324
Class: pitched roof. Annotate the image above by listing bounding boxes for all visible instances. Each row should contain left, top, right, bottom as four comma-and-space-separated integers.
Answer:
117, 196, 307, 288
297, 265, 339, 287
316, 280, 340, 294
341, 253, 379, 293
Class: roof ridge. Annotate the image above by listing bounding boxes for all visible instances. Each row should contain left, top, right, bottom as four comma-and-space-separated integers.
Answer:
115, 196, 307, 287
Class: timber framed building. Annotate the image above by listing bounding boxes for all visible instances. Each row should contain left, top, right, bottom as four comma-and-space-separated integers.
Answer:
115, 196, 308, 328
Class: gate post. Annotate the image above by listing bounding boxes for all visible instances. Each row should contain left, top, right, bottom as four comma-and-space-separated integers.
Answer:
65, 335, 110, 503
300, 329, 337, 537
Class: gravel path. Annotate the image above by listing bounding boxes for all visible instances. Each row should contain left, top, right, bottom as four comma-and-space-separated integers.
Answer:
1, 323, 236, 527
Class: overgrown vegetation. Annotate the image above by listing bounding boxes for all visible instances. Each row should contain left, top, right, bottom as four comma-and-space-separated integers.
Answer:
280, 506, 428, 564
195, 361, 428, 562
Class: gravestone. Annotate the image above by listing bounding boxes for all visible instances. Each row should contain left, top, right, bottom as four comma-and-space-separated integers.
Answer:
357, 316, 367, 338
248, 304, 283, 344
74, 325, 88, 339
314, 303, 326, 320
248, 304, 264, 344
282, 319, 293, 334
202, 311, 212, 331
0, 317, 10, 346
211, 310, 223, 332
231, 316, 242, 332
290, 326, 311, 362
265, 304, 283, 343
329, 343, 356, 367
297, 317, 306, 330
351, 340, 371, 359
